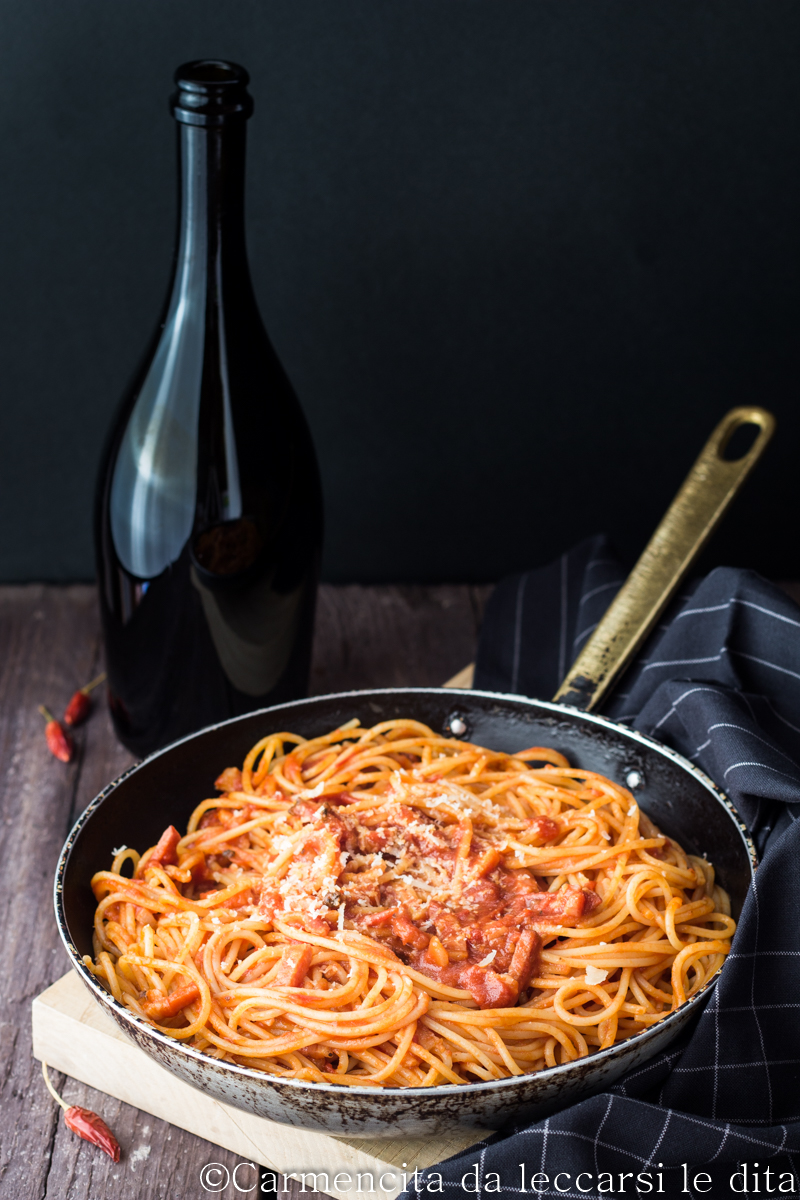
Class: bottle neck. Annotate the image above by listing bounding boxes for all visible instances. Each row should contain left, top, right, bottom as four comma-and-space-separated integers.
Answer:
175, 120, 249, 283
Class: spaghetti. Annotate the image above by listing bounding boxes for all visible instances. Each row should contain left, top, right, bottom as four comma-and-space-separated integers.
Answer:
86, 718, 736, 1086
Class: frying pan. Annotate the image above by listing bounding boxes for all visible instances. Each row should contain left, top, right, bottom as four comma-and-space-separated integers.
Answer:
55, 409, 772, 1137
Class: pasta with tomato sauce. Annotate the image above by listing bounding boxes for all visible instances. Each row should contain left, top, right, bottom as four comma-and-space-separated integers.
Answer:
86, 718, 736, 1086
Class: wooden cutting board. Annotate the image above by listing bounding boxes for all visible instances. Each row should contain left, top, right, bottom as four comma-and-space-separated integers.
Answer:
32, 972, 486, 1200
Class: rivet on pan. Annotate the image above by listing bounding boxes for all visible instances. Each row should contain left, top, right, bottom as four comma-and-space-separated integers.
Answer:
625, 770, 642, 790
448, 716, 468, 737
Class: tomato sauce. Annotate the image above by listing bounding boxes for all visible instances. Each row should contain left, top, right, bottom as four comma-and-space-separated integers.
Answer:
188, 786, 602, 1011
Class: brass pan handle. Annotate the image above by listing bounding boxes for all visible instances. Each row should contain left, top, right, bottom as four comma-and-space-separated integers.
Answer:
553, 406, 776, 712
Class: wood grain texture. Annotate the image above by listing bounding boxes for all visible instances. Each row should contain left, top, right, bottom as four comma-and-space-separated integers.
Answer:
33, 972, 484, 1200
311, 585, 491, 694
0, 582, 489, 1200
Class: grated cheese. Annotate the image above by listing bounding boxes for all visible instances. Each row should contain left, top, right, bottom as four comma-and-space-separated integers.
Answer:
585, 964, 609, 985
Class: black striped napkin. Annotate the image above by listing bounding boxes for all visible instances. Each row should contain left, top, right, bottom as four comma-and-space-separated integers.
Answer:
405, 538, 800, 1199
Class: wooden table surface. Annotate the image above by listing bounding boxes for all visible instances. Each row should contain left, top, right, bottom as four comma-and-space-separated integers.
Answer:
0, 582, 490, 1200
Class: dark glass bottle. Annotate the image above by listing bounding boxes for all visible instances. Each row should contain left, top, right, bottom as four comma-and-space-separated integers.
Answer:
96, 61, 323, 756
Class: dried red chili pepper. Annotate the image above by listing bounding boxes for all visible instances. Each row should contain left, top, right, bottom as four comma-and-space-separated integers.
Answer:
38, 706, 74, 763
63, 1106, 121, 1162
63, 672, 107, 727
42, 1062, 121, 1162
63, 691, 91, 727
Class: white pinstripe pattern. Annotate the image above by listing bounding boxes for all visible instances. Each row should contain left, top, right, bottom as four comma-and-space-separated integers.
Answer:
593, 1095, 613, 1179
750, 874, 773, 1124
711, 984, 720, 1120
701, 1001, 800, 1013
538, 1117, 550, 1197
573, 620, 599, 651
688, 721, 800, 776
677, 596, 800, 630
634, 1106, 792, 1149
729, 949, 800, 957
755, 694, 800, 736
731, 649, 800, 684
704, 721, 799, 766
644, 1107, 672, 1167
641, 652, 726, 672
569, 1112, 781, 1159
707, 1122, 732, 1163
671, 1057, 800, 1073
677, 602, 732, 618
652, 685, 723, 727
578, 579, 622, 607
612, 1048, 685, 1090
414, 1115, 800, 1199
723, 760, 800, 782
461, 553, 800, 1200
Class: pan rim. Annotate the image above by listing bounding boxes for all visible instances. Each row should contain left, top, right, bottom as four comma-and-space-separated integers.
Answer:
54, 687, 757, 1102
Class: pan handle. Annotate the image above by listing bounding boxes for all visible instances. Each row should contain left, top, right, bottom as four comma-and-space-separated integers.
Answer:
553, 406, 776, 712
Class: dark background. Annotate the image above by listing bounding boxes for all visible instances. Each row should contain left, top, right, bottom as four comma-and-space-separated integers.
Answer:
1, 2, 797, 584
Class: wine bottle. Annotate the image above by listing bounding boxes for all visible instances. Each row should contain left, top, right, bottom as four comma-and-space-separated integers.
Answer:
95, 60, 323, 757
